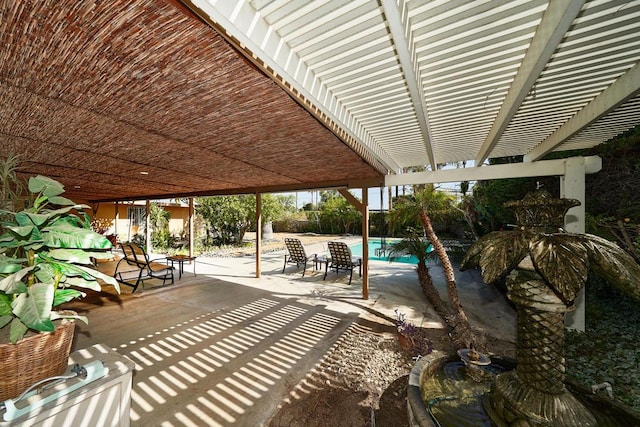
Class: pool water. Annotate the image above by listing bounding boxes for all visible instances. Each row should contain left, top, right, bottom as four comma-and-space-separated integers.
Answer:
349, 238, 421, 264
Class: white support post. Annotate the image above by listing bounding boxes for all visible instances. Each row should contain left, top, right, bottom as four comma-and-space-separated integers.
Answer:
562, 157, 586, 331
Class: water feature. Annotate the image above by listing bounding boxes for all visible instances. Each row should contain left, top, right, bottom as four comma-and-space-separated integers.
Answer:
409, 355, 640, 427
409, 190, 640, 426
419, 356, 509, 426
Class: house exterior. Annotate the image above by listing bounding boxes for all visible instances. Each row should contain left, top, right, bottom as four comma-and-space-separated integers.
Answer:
93, 200, 191, 244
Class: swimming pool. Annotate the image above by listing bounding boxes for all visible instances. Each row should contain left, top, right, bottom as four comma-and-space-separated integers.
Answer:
349, 238, 421, 264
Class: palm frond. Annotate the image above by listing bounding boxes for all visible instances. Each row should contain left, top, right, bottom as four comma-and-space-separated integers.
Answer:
530, 234, 589, 303
583, 234, 640, 301
462, 231, 529, 284
388, 233, 434, 265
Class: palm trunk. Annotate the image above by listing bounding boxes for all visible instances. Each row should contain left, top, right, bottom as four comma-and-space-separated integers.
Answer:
416, 261, 451, 321
419, 209, 477, 349
462, 209, 480, 241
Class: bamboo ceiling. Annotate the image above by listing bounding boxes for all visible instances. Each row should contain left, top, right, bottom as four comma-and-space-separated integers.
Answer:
0, 0, 383, 203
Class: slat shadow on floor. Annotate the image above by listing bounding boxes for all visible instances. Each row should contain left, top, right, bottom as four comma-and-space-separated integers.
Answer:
65, 274, 361, 426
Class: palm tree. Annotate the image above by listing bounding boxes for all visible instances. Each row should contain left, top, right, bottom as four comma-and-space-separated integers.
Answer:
391, 184, 479, 350
388, 230, 449, 321
459, 193, 480, 241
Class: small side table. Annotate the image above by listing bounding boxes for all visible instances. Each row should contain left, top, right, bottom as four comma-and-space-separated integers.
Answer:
314, 255, 329, 272
166, 255, 196, 279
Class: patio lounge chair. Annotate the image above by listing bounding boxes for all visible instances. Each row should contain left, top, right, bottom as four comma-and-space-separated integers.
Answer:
282, 238, 316, 277
114, 243, 175, 292
323, 241, 362, 285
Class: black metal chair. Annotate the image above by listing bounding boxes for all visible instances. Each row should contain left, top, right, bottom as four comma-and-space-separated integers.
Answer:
282, 238, 316, 276
323, 241, 362, 285
114, 243, 174, 292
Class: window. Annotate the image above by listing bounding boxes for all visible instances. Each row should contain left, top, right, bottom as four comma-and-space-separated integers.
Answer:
128, 206, 146, 228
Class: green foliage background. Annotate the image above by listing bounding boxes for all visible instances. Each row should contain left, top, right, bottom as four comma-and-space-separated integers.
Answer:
195, 194, 296, 247
149, 202, 172, 249
585, 127, 640, 222
471, 127, 640, 236
317, 191, 361, 234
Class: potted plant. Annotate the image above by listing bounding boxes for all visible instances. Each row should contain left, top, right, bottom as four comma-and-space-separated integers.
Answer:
394, 309, 433, 357
0, 173, 120, 400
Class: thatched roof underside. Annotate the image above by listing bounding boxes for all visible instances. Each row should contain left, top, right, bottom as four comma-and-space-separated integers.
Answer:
0, 0, 383, 202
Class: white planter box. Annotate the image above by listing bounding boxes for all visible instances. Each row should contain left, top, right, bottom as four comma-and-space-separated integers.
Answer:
1, 344, 134, 427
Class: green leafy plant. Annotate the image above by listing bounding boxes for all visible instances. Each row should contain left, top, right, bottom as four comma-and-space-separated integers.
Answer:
566, 276, 640, 411
0, 175, 120, 343
0, 154, 25, 211
318, 191, 361, 234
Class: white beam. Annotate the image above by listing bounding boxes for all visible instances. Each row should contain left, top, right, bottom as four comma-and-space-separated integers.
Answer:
561, 158, 586, 332
380, 0, 436, 170
385, 156, 601, 187
525, 61, 640, 162
476, 0, 585, 165
561, 157, 586, 235
186, 0, 400, 173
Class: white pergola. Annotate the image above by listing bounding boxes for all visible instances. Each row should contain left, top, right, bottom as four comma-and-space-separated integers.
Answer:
184, 0, 640, 173
180, 0, 640, 329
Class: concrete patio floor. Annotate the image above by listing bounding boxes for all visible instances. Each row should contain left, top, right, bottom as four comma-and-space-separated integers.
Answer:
67, 238, 516, 426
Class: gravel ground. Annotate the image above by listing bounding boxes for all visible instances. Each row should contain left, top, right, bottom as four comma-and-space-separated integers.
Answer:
320, 325, 415, 407
267, 323, 417, 427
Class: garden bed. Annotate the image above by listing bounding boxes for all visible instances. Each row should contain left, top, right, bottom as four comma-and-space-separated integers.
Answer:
566, 283, 640, 411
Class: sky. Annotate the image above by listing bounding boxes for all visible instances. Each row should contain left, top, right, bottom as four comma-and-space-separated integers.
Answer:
282, 163, 475, 210
288, 188, 392, 211
286, 163, 474, 210
287, 183, 463, 211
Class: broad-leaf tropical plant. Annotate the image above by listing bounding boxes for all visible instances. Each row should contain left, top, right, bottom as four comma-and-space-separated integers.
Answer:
0, 175, 120, 343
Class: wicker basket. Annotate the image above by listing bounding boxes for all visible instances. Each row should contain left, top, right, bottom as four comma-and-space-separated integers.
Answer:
0, 319, 75, 401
